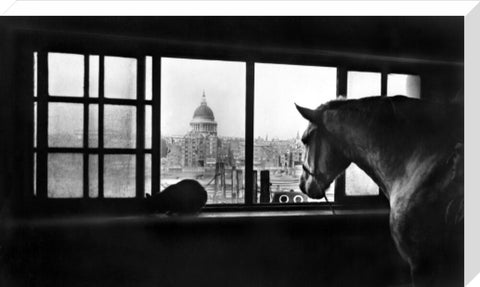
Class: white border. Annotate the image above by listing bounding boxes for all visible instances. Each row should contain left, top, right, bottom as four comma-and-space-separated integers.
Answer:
1, 1, 478, 16
1, 0, 479, 286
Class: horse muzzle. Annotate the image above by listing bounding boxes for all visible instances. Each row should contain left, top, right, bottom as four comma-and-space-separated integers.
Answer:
299, 172, 328, 199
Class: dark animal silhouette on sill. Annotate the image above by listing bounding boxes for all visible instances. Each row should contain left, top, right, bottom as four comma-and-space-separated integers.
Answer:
146, 179, 208, 215
296, 96, 463, 287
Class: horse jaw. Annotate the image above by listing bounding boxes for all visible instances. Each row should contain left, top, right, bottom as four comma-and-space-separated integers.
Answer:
299, 172, 331, 199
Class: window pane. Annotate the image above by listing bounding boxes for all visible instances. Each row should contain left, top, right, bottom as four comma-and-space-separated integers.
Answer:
345, 163, 378, 196
347, 71, 381, 98
161, 57, 245, 204
345, 71, 380, 196
387, 74, 421, 99
145, 154, 151, 195
104, 56, 137, 99
48, 103, 83, 147
145, 56, 152, 101
145, 105, 152, 149
254, 63, 337, 203
104, 155, 135, 198
48, 53, 84, 97
104, 105, 136, 148
89, 104, 98, 147
89, 55, 99, 98
48, 153, 83, 198
89, 155, 98, 198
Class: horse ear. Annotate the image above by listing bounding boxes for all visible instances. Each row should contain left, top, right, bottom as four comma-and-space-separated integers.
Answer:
295, 104, 322, 123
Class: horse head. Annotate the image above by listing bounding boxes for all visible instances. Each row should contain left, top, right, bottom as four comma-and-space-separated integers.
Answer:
296, 104, 350, 199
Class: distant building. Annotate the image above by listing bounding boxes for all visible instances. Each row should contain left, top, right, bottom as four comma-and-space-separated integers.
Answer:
182, 92, 218, 169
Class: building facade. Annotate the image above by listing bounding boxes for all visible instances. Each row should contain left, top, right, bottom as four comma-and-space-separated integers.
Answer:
182, 92, 219, 169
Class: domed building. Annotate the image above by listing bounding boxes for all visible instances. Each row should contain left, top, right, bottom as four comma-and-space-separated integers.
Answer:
182, 92, 219, 169
190, 92, 217, 135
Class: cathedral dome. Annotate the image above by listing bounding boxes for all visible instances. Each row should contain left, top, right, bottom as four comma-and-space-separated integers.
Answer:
192, 92, 215, 122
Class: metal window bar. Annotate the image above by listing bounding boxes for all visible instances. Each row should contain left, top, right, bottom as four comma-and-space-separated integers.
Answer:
45, 96, 152, 105
98, 55, 105, 199
83, 54, 90, 198
152, 56, 161, 196
136, 56, 146, 199
334, 67, 347, 202
244, 61, 255, 205
36, 51, 48, 199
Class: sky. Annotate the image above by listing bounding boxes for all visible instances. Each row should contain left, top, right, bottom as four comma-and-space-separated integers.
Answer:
161, 58, 338, 139
161, 57, 246, 137
45, 53, 418, 140
254, 63, 337, 139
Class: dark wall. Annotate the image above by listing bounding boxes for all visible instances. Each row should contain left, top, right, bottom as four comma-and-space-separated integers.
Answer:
1, 214, 411, 287
0, 17, 464, 63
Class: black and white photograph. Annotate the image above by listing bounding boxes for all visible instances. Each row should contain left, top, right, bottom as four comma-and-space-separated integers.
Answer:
0, 13, 466, 287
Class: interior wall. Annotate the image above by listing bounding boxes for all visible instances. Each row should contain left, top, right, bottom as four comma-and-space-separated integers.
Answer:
1, 214, 412, 287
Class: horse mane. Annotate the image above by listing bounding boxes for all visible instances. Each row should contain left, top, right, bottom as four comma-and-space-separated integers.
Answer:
319, 96, 463, 144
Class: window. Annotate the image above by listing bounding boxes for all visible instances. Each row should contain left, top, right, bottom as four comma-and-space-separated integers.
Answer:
345, 71, 382, 197
254, 63, 337, 204
387, 74, 421, 99
160, 58, 246, 204
34, 52, 151, 199
342, 71, 422, 198
30, 36, 421, 210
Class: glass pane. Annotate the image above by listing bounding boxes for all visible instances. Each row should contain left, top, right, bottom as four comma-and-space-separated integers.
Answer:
161, 57, 246, 204
33, 102, 37, 148
145, 154, 152, 196
254, 63, 337, 203
104, 155, 135, 198
89, 55, 99, 98
347, 71, 381, 98
104, 105, 136, 148
345, 163, 378, 196
89, 155, 98, 198
345, 71, 380, 196
48, 53, 84, 97
48, 153, 83, 198
33, 52, 37, 98
48, 103, 83, 147
145, 56, 152, 101
89, 104, 98, 148
145, 105, 152, 149
387, 73, 421, 99
104, 56, 137, 99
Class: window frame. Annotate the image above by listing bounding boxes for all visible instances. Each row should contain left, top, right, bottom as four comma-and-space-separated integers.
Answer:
17, 28, 447, 215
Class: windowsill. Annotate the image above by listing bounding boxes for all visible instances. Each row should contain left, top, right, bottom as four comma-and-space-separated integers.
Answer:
2, 206, 390, 229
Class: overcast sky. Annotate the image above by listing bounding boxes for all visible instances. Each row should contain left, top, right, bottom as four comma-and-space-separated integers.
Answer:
161, 57, 246, 137
161, 58, 338, 139
46, 53, 417, 141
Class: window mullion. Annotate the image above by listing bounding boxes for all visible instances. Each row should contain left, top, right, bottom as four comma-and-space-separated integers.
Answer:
381, 71, 388, 97
136, 56, 146, 199
244, 61, 254, 205
151, 56, 161, 196
98, 55, 105, 199
83, 54, 90, 198
334, 67, 347, 203
36, 51, 49, 199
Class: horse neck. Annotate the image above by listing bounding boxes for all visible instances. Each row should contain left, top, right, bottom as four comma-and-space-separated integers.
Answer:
324, 100, 451, 200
